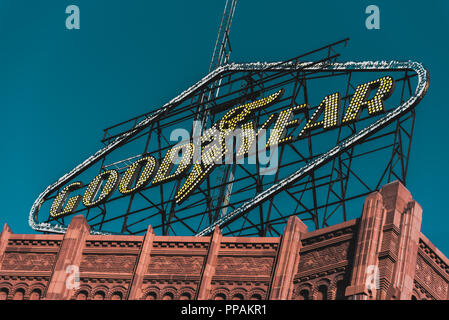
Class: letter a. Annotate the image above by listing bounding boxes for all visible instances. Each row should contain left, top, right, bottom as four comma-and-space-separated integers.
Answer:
66, 5, 80, 30
365, 5, 380, 30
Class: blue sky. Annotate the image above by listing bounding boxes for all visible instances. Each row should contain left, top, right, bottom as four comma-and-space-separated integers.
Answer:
1, 1, 449, 252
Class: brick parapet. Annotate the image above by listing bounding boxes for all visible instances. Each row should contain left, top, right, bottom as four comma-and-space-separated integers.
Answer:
0, 181, 447, 300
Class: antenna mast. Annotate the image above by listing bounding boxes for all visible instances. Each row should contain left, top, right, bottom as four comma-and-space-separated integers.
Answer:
209, 0, 238, 73
208, 0, 239, 223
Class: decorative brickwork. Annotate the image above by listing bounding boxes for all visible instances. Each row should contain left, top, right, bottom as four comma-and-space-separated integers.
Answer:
215, 257, 274, 276
148, 256, 204, 275
1, 253, 56, 272
299, 242, 351, 273
80, 255, 137, 274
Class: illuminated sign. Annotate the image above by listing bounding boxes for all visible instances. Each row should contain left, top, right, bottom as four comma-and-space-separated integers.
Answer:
29, 60, 429, 236
49, 76, 396, 217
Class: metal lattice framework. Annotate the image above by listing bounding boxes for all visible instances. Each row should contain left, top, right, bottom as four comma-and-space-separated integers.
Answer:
29, 39, 429, 237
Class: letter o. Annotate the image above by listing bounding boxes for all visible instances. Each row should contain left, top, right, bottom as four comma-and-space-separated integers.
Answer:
82, 170, 120, 207
119, 156, 158, 195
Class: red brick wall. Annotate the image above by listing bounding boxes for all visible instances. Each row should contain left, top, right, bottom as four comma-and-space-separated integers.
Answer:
413, 235, 449, 300
0, 181, 448, 300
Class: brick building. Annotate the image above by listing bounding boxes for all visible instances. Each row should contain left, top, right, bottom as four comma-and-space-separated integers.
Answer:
0, 180, 448, 300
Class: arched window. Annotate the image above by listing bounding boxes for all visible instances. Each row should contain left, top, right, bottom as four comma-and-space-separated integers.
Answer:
297, 289, 310, 300
162, 292, 174, 300
93, 291, 105, 300
76, 290, 88, 300
145, 292, 157, 300
179, 293, 191, 300
232, 293, 244, 300
111, 292, 123, 300
13, 288, 25, 300
214, 293, 226, 300
411, 295, 417, 300
316, 285, 328, 300
250, 294, 262, 300
0, 288, 9, 300
30, 289, 42, 300
335, 280, 346, 300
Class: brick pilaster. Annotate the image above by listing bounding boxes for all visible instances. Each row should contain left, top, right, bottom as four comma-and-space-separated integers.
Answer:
196, 226, 222, 300
269, 216, 307, 300
0, 224, 12, 264
380, 182, 422, 300
345, 191, 385, 300
127, 224, 155, 300
45, 215, 90, 300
